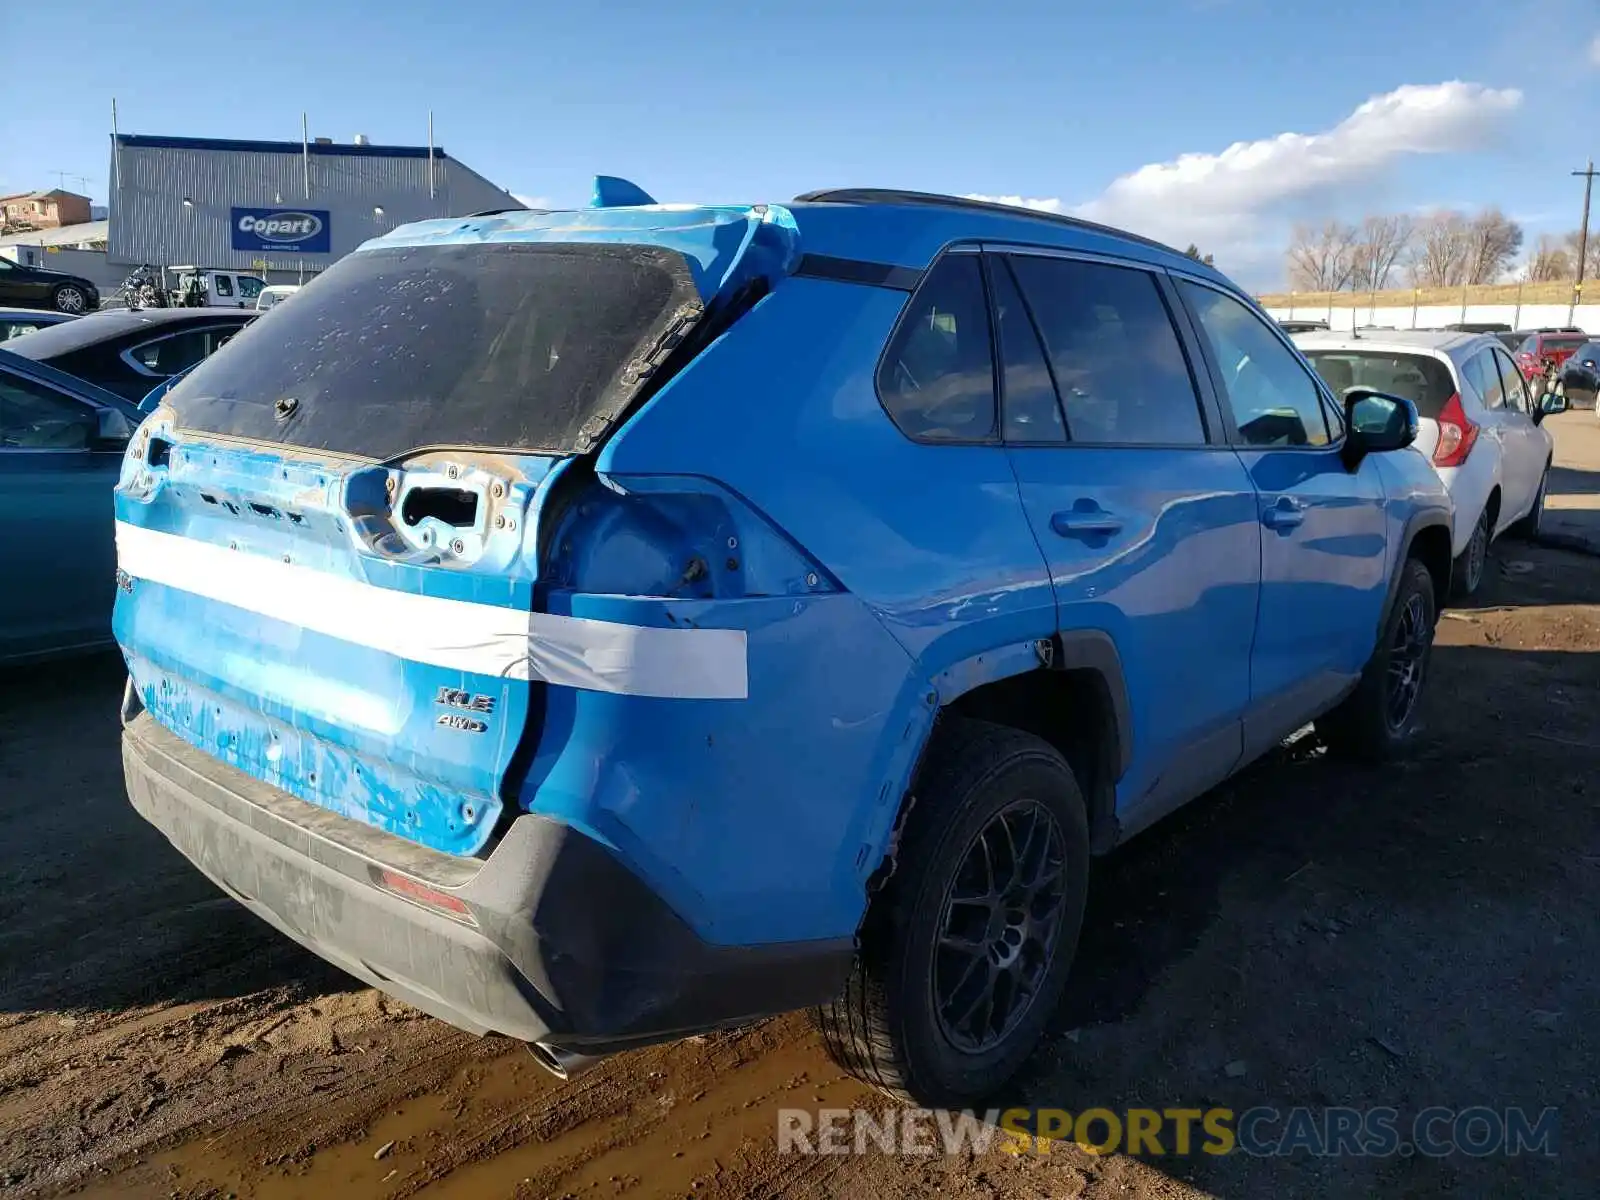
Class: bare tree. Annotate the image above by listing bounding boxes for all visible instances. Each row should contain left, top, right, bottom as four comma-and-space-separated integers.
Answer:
1286, 220, 1359, 291
1462, 208, 1523, 285
1407, 211, 1473, 287
1525, 235, 1573, 282
1349, 214, 1414, 291
1563, 229, 1600, 280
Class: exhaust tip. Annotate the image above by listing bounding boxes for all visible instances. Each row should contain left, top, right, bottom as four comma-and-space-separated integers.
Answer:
527, 1041, 605, 1081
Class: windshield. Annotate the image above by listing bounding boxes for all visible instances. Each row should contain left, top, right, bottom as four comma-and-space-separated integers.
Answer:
1302, 350, 1457, 419
164, 241, 703, 460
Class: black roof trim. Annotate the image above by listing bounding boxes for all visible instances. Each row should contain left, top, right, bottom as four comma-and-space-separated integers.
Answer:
114, 134, 448, 160
792, 188, 1188, 259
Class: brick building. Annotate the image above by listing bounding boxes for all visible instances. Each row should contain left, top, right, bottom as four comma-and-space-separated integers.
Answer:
0, 189, 93, 230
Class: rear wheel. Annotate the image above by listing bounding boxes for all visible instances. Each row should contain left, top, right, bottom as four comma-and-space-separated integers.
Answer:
1451, 507, 1489, 598
1509, 464, 1549, 540
1318, 557, 1436, 763
814, 720, 1089, 1107
51, 283, 88, 314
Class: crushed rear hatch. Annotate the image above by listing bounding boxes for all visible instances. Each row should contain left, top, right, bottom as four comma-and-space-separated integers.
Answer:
115, 205, 799, 857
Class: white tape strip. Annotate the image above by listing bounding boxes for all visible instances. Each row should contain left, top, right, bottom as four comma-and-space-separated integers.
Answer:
115, 521, 748, 700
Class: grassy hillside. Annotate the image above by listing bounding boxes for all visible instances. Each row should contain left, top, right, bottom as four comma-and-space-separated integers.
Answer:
1256, 280, 1587, 308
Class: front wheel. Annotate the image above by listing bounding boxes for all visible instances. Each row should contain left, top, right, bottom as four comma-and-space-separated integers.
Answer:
1318, 557, 1437, 763
51, 284, 89, 314
814, 720, 1089, 1108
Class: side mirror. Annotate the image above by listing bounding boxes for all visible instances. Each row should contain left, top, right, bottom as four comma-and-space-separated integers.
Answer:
1534, 389, 1569, 422
94, 407, 136, 447
1342, 388, 1418, 468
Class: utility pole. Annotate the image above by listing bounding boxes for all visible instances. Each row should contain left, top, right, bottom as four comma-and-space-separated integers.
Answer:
1572, 160, 1596, 324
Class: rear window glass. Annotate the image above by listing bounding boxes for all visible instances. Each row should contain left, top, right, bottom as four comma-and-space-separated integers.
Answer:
164, 242, 703, 460
1301, 351, 1457, 419
1542, 335, 1588, 351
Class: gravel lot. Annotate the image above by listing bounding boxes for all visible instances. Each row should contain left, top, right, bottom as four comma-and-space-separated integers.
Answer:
3, 460, 1599, 1199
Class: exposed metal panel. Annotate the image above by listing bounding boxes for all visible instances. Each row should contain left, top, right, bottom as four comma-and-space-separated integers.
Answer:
108, 139, 517, 270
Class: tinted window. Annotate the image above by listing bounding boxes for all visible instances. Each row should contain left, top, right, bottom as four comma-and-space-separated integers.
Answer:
878, 254, 996, 442
989, 257, 1063, 443
167, 242, 703, 459
1302, 350, 1457, 420
1541, 335, 1586, 352
1009, 256, 1205, 445
1181, 282, 1328, 447
132, 329, 213, 376
1493, 349, 1528, 413
0, 371, 92, 449
1461, 350, 1501, 407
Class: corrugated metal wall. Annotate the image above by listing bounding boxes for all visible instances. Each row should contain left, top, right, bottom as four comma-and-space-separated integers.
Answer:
107, 141, 516, 270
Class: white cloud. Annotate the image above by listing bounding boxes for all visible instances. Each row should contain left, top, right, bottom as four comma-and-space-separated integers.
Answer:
511, 193, 553, 210
1589, 33, 1600, 65
1070, 81, 1522, 286
962, 194, 1063, 213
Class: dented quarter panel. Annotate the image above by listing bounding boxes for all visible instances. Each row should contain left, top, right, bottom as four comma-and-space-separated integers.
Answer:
518, 589, 927, 945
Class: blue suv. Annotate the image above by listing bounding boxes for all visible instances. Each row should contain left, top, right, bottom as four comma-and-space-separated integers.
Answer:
114, 185, 1452, 1106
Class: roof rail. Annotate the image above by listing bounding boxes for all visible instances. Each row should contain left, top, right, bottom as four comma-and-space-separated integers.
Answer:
791, 188, 1188, 259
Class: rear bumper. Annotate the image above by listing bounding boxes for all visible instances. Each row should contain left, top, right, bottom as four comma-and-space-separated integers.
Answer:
121, 710, 852, 1059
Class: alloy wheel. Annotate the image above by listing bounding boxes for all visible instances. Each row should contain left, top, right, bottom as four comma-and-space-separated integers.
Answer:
1385, 592, 1431, 732
55, 286, 86, 313
932, 799, 1067, 1055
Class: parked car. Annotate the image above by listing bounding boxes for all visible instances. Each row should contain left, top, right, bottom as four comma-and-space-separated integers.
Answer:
254, 284, 300, 312
1277, 319, 1329, 334
4, 308, 256, 402
1511, 328, 1589, 385
1297, 330, 1565, 597
1555, 339, 1600, 410
0, 349, 141, 663
115, 185, 1452, 1107
171, 267, 266, 309
1494, 331, 1526, 353
0, 306, 77, 341
0, 256, 100, 314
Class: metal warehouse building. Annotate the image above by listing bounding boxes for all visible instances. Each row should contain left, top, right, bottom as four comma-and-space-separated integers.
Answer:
107, 133, 519, 281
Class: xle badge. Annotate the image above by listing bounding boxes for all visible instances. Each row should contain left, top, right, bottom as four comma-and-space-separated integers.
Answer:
435, 687, 495, 734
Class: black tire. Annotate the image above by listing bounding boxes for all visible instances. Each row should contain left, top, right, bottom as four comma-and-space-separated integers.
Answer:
1451, 507, 1489, 599
1318, 557, 1436, 763
814, 719, 1089, 1107
51, 283, 89, 314
1509, 463, 1550, 540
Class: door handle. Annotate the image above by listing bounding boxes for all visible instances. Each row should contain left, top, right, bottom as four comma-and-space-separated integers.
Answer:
1051, 507, 1124, 538
1261, 497, 1306, 531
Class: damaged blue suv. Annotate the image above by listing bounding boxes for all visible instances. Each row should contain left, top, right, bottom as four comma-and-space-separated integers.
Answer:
115, 184, 1452, 1106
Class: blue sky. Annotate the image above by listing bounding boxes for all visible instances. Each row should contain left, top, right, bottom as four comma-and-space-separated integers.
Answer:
4, 0, 1596, 286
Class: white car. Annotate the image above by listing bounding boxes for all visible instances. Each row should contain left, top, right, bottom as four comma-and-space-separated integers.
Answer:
254, 284, 300, 312
1294, 330, 1564, 597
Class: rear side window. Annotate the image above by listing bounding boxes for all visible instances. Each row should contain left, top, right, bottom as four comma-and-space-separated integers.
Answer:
1492, 349, 1527, 412
214, 275, 234, 298
166, 241, 704, 460
131, 329, 214, 377
877, 255, 997, 441
1179, 282, 1328, 447
1008, 255, 1206, 446
1301, 350, 1457, 420
989, 257, 1064, 443
1461, 350, 1502, 408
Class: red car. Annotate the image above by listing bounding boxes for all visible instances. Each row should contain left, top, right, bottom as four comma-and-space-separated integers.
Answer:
1512, 328, 1590, 382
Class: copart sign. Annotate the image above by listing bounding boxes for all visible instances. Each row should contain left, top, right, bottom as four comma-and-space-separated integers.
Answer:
231, 207, 331, 254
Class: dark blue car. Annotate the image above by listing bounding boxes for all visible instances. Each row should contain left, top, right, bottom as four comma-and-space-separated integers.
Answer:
0, 349, 141, 662
112, 183, 1452, 1105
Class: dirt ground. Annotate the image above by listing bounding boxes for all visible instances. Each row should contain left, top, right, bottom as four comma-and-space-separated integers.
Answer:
3, 539, 1599, 1199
